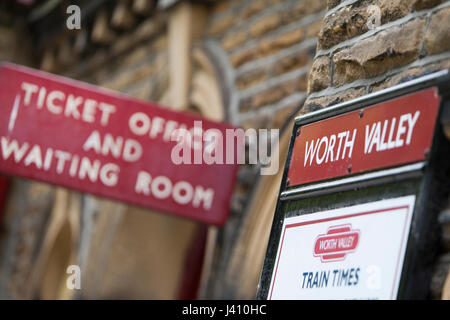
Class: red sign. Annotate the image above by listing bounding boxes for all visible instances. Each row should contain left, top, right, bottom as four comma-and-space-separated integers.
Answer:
288, 88, 441, 186
0, 63, 239, 225
313, 224, 359, 262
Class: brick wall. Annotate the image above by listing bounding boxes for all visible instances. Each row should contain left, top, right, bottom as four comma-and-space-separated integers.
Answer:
207, 0, 327, 130
0, 25, 30, 65
87, 35, 168, 102
64, 22, 169, 104
305, 0, 450, 298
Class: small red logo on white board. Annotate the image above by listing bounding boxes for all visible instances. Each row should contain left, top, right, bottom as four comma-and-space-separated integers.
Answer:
313, 224, 360, 262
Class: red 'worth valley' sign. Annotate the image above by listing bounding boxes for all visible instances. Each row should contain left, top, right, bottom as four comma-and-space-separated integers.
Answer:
0, 63, 239, 225
288, 88, 441, 186
313, 224, 359, 263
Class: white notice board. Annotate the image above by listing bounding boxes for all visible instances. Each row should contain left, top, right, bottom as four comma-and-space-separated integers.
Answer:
268, 195, 416, 300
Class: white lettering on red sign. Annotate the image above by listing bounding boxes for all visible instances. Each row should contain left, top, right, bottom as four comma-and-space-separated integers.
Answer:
288, 88, 440, 186
303, 111, 421, 167
364, 111, 419, 154
0, 64, 239, 225
304, 129, 357, 166
21, 82, 116, 126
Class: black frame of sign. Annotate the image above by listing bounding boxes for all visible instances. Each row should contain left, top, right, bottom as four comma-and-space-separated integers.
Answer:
256, 69, 450, 300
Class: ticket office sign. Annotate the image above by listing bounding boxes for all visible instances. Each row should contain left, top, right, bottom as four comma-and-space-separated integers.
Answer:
0, 63, 239, 225
268, 196, 415, 300
288, 88, 441, 187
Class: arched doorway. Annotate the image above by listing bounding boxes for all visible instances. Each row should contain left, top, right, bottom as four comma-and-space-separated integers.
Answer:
78, 42, 229, 299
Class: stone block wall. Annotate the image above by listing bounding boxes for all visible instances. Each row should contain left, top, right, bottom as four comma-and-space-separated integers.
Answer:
306, 0, 450, 111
